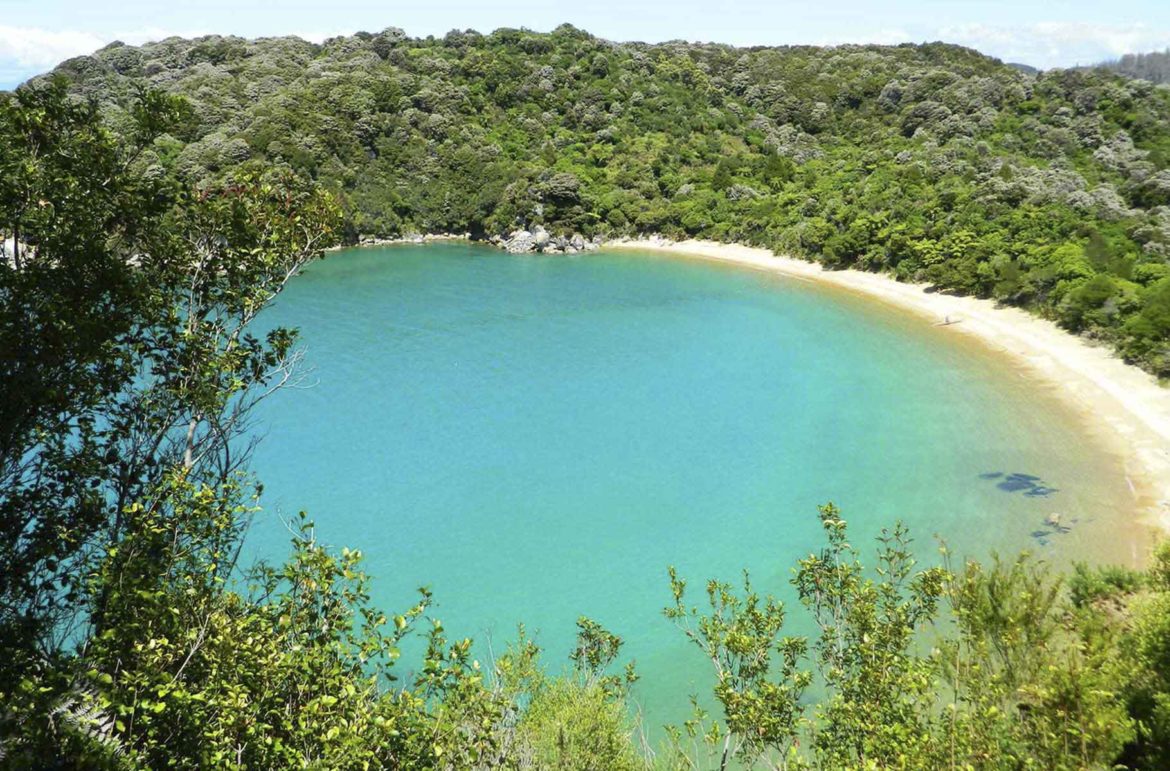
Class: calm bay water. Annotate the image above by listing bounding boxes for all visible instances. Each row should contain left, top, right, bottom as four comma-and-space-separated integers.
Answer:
247, 243, 1146, 734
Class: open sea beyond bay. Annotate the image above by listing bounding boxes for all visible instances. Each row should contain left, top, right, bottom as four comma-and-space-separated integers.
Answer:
247, 243, 1148, 736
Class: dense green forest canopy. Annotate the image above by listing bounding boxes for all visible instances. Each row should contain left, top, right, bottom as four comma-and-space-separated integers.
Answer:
39, 25, 1170, 376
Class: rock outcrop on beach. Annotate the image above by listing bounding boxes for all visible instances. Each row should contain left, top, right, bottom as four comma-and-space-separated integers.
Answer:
491, 227, 600, 254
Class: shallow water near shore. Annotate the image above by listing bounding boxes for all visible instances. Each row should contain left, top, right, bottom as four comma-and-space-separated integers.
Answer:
246, 242, 1150, 738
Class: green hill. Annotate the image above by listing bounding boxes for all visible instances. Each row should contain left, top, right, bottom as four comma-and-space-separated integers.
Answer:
40, 26, 1170, 375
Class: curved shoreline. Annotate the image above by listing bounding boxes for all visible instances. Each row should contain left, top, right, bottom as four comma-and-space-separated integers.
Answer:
604, 236, 1170, 536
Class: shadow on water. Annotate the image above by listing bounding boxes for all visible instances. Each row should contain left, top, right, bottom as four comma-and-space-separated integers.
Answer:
1028, 517, 1079, 547
978, 471, 1059, 497
979, 471, 1078, 547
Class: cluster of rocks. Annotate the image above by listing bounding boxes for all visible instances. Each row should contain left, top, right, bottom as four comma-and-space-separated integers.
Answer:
490, 227, 600, 255
341, 229, 604, 256
354, 232, 471, 247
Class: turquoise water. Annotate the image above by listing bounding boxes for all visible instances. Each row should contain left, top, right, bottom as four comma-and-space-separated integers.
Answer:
247, 243, 1144, 734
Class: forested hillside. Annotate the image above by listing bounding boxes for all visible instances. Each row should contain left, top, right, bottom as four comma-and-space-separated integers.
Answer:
41, 26, 1170, 375
1094, 50, 1170, 85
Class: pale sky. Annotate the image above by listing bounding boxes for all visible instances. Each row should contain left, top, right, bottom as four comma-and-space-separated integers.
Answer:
1, 0, 1169, 89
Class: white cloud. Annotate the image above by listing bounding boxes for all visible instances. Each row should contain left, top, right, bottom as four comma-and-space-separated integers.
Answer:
757, 22, 1170, 69
0, 25, 104, 71
939, 22, 1170, 68
0, 25, 206, 88
812, 28, 915, 47
804, 22, 1170, 68
114, 27, 204, 46
291, 30, 355, 44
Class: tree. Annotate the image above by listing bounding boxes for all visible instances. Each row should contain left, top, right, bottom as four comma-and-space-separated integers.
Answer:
665, 566, 809, 770
668, 506, 1139, 769
0, 81, 343, 761
792, 505, 948, 767
0, 78, 187, 660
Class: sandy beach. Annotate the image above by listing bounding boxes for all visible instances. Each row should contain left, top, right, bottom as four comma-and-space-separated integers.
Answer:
606, 236, 1170, 535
